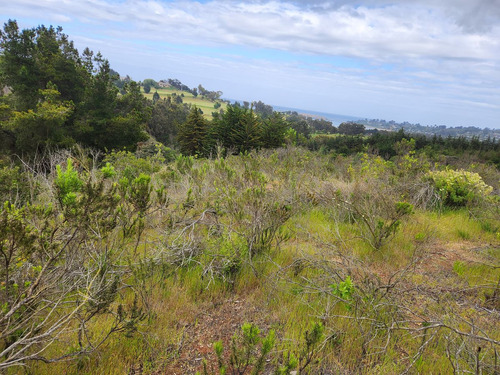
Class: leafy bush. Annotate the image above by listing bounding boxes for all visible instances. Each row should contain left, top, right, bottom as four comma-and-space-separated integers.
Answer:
331, 276, 354, 310
104, 150, 164, 181
0, 158, 144, 369
0, 164, 33, 205
426, 169, 493, 207
54, 158, 83, 206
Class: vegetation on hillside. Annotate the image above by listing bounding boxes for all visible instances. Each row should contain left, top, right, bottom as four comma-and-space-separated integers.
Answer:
358, 118, 500, 140
0, 146, 498, 374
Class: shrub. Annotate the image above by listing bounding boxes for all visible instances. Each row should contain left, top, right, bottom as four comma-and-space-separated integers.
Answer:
54, 158, 83, 207
0, 164, 33, 206
0, 159, 144, 369
201, 323, 276, 375
104, 150, 164, 181
426, 169, 493, 207
332, 183, 414, 250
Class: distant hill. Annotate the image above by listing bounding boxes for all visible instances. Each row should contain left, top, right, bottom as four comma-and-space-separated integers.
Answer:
357, 119, 500, 140
141, 86, 227, 120
275, 106, 500, 139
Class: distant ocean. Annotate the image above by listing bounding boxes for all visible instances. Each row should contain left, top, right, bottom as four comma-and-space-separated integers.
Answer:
272, 105, 362, 126
226, 99, 362, 126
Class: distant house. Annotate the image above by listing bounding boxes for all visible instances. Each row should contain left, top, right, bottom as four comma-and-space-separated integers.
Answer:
158, 80, 171, 88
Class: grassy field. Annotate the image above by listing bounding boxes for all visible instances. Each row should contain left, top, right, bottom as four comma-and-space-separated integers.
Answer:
141, 86, 228, 120
14, 146, 499, 375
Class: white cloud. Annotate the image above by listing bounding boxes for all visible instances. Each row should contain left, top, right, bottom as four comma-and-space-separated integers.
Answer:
4, 0, 499, 61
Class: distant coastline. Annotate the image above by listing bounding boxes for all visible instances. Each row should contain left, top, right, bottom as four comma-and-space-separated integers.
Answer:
272, 105, 362, 126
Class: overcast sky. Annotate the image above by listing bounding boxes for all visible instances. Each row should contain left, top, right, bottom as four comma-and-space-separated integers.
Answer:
1, 0, 499, 128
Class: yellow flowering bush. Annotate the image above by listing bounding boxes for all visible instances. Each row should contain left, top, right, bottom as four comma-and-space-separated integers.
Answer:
426, 169, 493, 207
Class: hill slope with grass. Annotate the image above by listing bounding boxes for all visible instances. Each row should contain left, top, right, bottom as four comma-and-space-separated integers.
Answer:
141, 86, 227, 120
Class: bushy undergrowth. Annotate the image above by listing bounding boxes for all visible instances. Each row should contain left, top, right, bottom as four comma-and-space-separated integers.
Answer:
1, 146, 499, 374
426, 168, 493, 207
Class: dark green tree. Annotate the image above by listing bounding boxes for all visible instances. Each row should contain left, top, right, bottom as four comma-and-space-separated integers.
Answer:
142, 78, 158, 89
230, 108, 261, 153
252, 100, 273, 119
338, 122, 365, 135
0, 20, 87, 111
2, 84, 74, 153
152, 91, 160, 103
308, 118, 337, 134
147, 97, 189, 146
212, 104, 261, 153
74, 59, 148, 150
177, 106, 208, 156
285, 112, 311, 138
0, 20, 169, 154
73, 57, 118, 148
116, 81, 151, 124
260, 112, 289, 148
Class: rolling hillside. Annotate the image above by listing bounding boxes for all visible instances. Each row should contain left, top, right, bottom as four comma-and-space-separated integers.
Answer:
141, 86, 228, 120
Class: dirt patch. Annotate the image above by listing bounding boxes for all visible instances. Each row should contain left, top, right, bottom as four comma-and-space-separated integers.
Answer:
155, 296, 270, 375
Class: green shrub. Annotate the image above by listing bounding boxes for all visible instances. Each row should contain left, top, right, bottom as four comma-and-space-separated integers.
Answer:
54, 159, 83, 206
201, 323, 276, 375
100, 162, 116, 178
426, 169, 493, 207
104, 150, 163, 181
0, 164, 33, 205
331, 276, 354, 310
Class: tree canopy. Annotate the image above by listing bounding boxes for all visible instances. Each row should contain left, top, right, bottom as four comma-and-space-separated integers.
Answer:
0, 20, 149, 154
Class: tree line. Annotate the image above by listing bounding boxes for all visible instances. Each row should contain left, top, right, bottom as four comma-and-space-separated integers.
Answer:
309, 129, 500, 166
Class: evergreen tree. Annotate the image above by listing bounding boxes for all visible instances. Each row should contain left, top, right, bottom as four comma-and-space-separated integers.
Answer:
3, 84, 74, 153
148, 97, 188, 146
0, 20, 87, 111
230, 108, 261, 153
152, 91, 160, 103
73, 58, 119, 149
260, 112, 289, 149
177, 106, 208, 156
0, 20, 150, 153
212, 104, 261, 154
338, 122, 366, 135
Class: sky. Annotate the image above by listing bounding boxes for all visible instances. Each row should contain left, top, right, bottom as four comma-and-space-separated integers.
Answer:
1, 0, 500, 128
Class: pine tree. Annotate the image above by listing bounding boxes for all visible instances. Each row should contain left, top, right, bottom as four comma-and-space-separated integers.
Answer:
177, 106, 208, 156
260, 112, 289, 149
152, 91, 160, 103
212, 104, 261, 154
231, 108, 261, 153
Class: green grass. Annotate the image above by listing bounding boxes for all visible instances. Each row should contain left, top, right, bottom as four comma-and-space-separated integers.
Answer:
142, 87, 228, 120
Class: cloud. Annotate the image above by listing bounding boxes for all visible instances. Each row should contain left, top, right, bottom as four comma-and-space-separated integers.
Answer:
4, 0, 499, 61
288, 0, 500, 31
